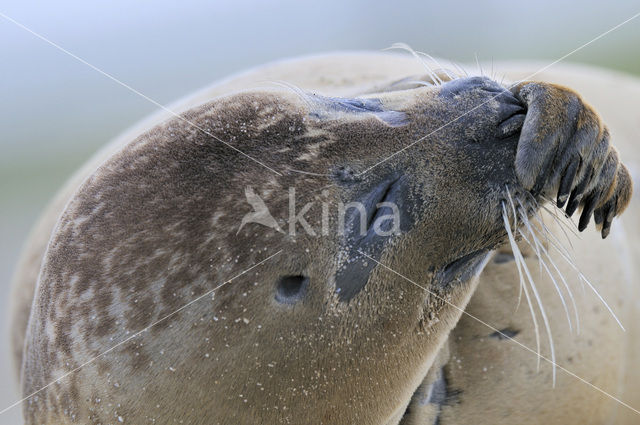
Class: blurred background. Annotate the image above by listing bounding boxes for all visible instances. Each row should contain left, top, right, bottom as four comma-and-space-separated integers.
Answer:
1, 0, 639, 422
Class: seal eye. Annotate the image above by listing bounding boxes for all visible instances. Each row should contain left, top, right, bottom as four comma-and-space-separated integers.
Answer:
275, 275, 309, 304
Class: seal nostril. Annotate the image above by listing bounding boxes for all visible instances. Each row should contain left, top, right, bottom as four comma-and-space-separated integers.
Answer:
275, 275, 309, 304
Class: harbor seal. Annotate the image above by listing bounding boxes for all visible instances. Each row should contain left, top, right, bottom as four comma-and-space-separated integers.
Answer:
9, 53, 637, 424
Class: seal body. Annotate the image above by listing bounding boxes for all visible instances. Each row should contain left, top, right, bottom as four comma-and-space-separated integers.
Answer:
9, 52, 638, 424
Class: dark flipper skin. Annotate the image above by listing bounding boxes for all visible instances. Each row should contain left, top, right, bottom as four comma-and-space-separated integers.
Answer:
511, 82, 633, 238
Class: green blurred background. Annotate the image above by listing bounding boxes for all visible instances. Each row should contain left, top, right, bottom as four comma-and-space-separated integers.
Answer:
1, 0, 639, 422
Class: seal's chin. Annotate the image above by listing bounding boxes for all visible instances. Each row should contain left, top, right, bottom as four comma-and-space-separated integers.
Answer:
438, 249, 492, 285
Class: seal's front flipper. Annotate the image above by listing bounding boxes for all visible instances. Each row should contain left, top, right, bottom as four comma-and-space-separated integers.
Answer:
510, 82, 632, 238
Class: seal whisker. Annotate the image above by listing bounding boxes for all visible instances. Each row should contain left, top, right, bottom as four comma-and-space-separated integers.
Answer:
545, 205, 580, 234
539, 236, 581, 335
474, 53, 484, 76
532, 210, 554, 259
450, 60, 469, 77
415, 51, 458, 81
531, 214, 579, 287
504, 186, 523, 310
491, 57, 495, 81
528, 204, 581, 333
535, 222, 624, 331
533, 211, 574, 253
578, 274, 625, 331
512, 212, 558, 386
502, 202, 542, 371
533, 215, 587, 294
525, 192, 578, 242
540, 195, 582, 235
265, 80, 316, 110
385, 43, 443, 84
541, 203, 581, 241
516, 200, 544, 275
402, 80, 435, 87
512, 232, 525, 313
519, 214, 574, 333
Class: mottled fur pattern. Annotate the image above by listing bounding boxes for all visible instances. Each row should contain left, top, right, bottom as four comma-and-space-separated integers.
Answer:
10, 53, 634, 424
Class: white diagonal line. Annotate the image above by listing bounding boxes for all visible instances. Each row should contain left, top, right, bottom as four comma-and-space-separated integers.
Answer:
358, 11, 640, 176
0, 11, 283, 177
0, 249, 282, 415
525, 11, 640, 81
358, 251, 640, 416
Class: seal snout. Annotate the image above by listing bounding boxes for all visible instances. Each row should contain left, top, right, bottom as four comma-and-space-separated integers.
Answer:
438, 75, 509, 99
